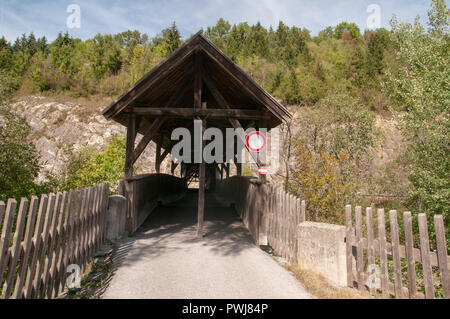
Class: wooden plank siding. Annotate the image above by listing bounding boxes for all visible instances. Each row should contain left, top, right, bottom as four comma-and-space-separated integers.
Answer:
0, 184, 109, 299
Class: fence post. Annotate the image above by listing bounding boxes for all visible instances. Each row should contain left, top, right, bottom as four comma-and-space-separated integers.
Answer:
345, 205, 353, 288
389, 210, 403, 299
434, 215, 449, 299
418, 213, 434, 299
377, 208, 389, 297
403, 211, 417, 298
355, 206, 364, 291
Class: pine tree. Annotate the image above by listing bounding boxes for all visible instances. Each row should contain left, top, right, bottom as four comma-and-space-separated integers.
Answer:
162, 22, 181, 54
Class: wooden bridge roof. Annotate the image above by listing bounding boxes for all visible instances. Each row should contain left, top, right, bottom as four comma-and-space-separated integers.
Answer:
102, 32, 292, 149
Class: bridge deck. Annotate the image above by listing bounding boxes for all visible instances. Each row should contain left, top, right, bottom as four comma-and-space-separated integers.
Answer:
101, 190, 311, 299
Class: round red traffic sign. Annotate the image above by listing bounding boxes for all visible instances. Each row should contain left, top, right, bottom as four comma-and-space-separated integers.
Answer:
246, 131, 266, 152
258, 167, 268, 175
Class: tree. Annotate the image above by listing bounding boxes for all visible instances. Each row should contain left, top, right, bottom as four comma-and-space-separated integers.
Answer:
50, 32, 78, 77
384, 0, 449, 221
318, 26, 334, 39
246, 22, 269, 57
334, 22, 361, 40
0, 40, 13, 70
114, 30, 148, 50
366, 29, 389, 77
88, 33, 123, 80
162, 22, 181, 54
0, 104, 40, 201
289, 92, 378, 223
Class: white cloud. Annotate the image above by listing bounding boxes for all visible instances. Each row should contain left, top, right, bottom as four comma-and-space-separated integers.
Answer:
0, 0, 437, 42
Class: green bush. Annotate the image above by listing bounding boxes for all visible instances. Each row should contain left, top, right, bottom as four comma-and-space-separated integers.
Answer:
0, 105, 41, 202
59, 136, 126, 192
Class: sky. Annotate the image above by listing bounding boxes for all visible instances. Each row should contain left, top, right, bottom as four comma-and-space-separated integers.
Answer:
0, 0, 441, 42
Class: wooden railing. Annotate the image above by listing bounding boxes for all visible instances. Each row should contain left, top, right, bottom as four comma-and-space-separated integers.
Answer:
215, 176, 264, 243
215, 177, 306, 262
0, 184, 109, 299
345, 205, 449, 299
120, 174, 186, 234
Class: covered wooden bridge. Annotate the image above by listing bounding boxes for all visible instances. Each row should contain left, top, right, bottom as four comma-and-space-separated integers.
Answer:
102, 32, 292, 242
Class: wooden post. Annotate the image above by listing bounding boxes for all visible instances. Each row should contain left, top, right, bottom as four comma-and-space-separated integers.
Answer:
258, 120, 267, 184
434, 215, 450, 298
389, 210, 403, 299
125, 115, 136, 178
300, 200, 306, 222
366, 207, 375, 294
197, 120, 206, 238
236, 162, 242, 176
403, 211, 418, 298
355, 206, 364, 291
418, 213, 434, 299
194, 50, 205, 238
345, 205, 353, 288
377, 208, 389, 297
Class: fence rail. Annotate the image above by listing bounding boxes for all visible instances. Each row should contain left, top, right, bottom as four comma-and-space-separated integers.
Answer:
345, 205, 449, 299
0, 184, 109, 299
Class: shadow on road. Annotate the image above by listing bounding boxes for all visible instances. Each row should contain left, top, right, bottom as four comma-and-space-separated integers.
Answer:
107, 189, 256, 275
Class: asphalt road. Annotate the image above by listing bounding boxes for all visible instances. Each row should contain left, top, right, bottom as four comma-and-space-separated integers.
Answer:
101, 190, 312, 299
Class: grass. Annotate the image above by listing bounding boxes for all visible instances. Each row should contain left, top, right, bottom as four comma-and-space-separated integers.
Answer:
285, 264, 374, 299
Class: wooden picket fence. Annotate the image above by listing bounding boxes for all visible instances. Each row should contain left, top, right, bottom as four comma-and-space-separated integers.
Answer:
345, 205, 449, 299
0, 184, 109, 299
266, 185, 306, 263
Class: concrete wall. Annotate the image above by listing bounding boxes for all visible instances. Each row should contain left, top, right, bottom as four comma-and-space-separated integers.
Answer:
297, 222, 347, 287
105, 195, 127, 241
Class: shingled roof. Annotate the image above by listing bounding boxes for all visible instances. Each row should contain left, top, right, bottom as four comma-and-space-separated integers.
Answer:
102, 32, 292, 148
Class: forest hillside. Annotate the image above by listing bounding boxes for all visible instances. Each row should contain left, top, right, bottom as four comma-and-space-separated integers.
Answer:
0, 0, 448, 229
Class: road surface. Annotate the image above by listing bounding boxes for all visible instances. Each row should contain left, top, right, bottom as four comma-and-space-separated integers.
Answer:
101, 190, 312, 299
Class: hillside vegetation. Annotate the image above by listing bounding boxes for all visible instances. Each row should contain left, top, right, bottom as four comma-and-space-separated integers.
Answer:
0, 1, 448, 233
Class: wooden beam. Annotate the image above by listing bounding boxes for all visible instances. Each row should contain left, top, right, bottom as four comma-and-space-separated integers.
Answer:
194, 51, 202, 109
155, 139, 162, 173
171, 162, 179, 175
131, 117, 166, 166
159, 145, 172, 163
130, 107, 270, 120
225, 163, 230, 178
125, 115, 136, 178
103, 35, 201, 120
198, 37, 291, 123
202, 71, 262, 167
